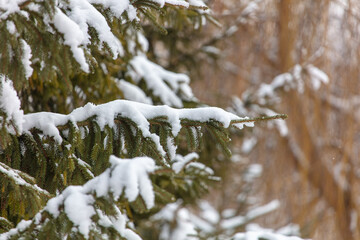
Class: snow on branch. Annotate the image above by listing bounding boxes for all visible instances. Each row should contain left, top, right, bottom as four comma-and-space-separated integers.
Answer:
116, 79, 153, 105
0, 162, 50, 197
231, 231, 304, 240
52, 0, 128, 72
146, 0, 208, 9
0, 75, 24, 134
230, 64, 328, 137
152, 200, 304, 240
22, 99, 254, 150
129, 55, 195, 107
257, 64, 329, 104
149, 0, 188, 8
0, 0, 208, 77
221, 200, 280, 230
0, 155, 155, 239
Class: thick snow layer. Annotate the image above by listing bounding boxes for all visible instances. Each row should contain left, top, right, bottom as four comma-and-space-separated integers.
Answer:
188, 0, 207, 8
52, 0, 130, 72
64, 186, 96, 238
87, 0, 131, 18
0, 75, 24, 133
6, 21, 16, 34
43, 156, 154, 238
116, 79, 153, 104
106, 156, 155, 208
150, 0, 189, 8
0, 0, 26, 20
129, 55, 194, 107
53, 7, 89, 72
23, 100, 250, 157
20, 40, 33, 79
66, 0, 124, 56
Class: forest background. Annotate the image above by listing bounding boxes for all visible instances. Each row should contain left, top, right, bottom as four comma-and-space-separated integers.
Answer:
196, 0, 360, 239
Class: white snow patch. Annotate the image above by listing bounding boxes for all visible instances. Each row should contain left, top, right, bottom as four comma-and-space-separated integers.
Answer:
150, 0, 189, 8
116, 79, 153, 104
63, 186, 95, 238
172, 153, 199, 174
41, 156, 154, 238
22, 100, 249, 161
106, 156, 155, 208
6, 21, 16, 34
153, 201, 197, 240
306, 64, 329, 90
21, 40, 33, 79
188, 0, 207, 8
53, 7, 89, 72
0, 75, 24, 133
129, 55, 194, 107
0, 0, 24, 19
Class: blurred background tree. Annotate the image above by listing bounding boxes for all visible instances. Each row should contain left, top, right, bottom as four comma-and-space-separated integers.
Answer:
188, 0, 360, 239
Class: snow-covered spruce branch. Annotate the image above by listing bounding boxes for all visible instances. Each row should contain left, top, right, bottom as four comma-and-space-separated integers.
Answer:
0, 0, 210, 92
0, 156, 155, 239
230, 114, 287, 125
22, 100, 285, 139
0, 162, 50, 198
1, 152, 223, 239
19, 100, 286, 164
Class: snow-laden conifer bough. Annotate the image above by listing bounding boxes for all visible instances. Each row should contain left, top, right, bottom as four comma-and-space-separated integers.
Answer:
0, 74, 286, 239
0, 0, 303, 240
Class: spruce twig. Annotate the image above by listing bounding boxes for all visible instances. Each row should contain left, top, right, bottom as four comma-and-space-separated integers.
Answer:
40, 114, 288, 133
231, 114, 288, 125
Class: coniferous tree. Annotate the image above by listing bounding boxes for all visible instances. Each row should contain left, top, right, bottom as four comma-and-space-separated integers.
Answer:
0, 1, 299, 239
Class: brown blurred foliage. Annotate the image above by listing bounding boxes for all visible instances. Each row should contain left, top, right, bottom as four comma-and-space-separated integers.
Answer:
192, 0, 360, 239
